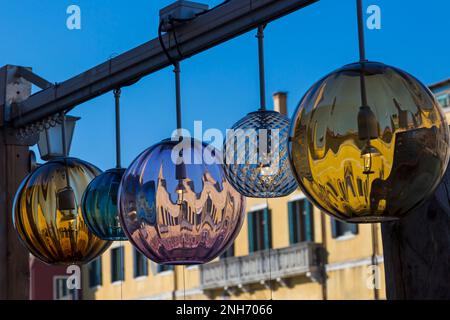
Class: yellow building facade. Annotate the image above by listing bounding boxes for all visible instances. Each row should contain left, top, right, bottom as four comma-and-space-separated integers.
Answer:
82, 192, 385, 300
82, 82, 450, 300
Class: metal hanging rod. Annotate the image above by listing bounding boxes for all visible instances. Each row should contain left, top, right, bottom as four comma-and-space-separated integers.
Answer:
8, 0, 318, 128
356, 0, 369, 108
356, 0, 367, 63
174, 62, 182, 131
113, 88, 122, 168
257, 25, 267, 111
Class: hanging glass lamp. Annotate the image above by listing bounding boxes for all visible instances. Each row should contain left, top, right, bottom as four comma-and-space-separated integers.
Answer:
13, 157, 111, 265
119, 138, 246, 265
289, 61, 450, 223
222, 25, 298, 198
289, 0, 450, 223
118, 35, 246, 264
82, 168, 127, 240
81, 89, 127, 241
223, 110, 298, 197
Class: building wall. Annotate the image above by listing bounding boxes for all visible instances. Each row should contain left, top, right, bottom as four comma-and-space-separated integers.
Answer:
82, 190, 385, 300
30, 257, 78, 300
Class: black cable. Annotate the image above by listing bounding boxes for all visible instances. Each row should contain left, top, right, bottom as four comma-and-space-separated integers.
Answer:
170, 19, 184, 60
158, 20, 177, 67
158, 20, 183, 131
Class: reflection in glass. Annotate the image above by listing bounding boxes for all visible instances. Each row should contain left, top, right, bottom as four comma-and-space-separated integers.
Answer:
119, 138, 246, 265
289, 62, 450, 222
82, 168, 127, 241
223, 110, 298, 198
13, 158, 112, 265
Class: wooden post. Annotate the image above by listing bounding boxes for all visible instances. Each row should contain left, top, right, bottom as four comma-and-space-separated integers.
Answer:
382, 162, 450, 299
0, 65, 36, 299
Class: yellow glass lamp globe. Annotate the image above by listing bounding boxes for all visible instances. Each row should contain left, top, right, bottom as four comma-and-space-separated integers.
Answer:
13, 157, 112, 265
289, 62, 450, 223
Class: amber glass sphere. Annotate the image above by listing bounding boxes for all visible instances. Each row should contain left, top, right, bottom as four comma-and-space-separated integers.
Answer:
119, 138, 246, 265
289, 62, 450, 223
82, 168, 127, 241
13, 158, 112, 265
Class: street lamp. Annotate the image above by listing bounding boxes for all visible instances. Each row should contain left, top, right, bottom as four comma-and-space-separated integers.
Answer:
37, 115, 80, 161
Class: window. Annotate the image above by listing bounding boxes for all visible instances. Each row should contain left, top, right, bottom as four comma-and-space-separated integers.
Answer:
220, 243, 235, 259
88, 257, 102, 288
53, 276, 78, 300
111, 246, 125, 283
437, 94, 449, 108
288, 198, 314, 244
133, 248, 148, 278
157, 264, 174, 273
331, 218, 358, 239
248, 208, 272, 253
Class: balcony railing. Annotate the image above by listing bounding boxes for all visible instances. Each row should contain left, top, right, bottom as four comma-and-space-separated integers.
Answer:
200, 242, 325, 291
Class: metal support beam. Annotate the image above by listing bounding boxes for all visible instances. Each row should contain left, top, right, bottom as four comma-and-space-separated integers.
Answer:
15, 67, 53, 90
10, 0, 318, 128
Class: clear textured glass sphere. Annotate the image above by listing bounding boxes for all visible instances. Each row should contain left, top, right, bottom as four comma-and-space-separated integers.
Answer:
82, 168, 127, 241
119, 138, 246, 265
289, 62, 450, 223
223, 110, 298, 198
13, 158, 112, 265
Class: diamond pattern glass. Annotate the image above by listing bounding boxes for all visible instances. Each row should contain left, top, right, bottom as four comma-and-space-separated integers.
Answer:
223, 110, 298, 198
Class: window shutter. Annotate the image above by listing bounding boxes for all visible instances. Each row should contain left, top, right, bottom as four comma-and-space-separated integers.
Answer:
351, 223, 359, 235
288, 202, 295, 245
143, 258, 148, 276
304, 201, 313, 242
97, 258, 102, 286
263, 208, 272, 250
247, 212, 254, 253
331, 218, 338, 239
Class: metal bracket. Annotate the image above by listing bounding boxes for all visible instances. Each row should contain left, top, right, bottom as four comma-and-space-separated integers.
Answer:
276, 277, 291, 288
306, 267, 327, 285
237, 283, 251, 293
15, 67, 53, 90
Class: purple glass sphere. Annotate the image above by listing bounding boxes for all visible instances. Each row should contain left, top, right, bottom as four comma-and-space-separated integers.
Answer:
118, 138, 246, 265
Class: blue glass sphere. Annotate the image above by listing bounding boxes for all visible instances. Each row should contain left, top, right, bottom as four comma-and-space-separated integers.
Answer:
118, 138, 246, 265
223, 110, 298, 198
81, 168, 128, 241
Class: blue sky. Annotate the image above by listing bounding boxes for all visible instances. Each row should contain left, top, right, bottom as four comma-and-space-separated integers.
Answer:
1, 0, 449, 171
